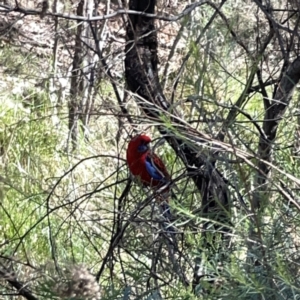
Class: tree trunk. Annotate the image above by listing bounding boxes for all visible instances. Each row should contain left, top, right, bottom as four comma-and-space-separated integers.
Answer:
69, 0, 98, 150
125, 0, 230, 291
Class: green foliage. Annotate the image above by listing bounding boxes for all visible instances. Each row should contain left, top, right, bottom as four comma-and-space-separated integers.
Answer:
1, 0, 300, 299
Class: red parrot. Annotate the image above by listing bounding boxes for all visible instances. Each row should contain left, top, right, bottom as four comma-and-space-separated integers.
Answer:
126, 134, 172, 219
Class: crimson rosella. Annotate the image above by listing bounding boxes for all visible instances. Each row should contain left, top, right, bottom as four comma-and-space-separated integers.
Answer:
126, 134, 172, 219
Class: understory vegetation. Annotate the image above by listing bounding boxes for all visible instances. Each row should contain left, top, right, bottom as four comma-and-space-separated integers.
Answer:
1, 0, 300, 299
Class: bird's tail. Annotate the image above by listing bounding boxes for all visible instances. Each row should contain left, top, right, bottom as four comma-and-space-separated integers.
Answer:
159, 201, 177, 235
160, 201, 172, 219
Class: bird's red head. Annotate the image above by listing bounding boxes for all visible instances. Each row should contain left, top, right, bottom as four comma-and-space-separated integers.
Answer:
127, 134, 152, 155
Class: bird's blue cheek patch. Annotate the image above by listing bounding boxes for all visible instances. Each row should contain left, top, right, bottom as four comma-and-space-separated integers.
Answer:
137, 144, 148, 153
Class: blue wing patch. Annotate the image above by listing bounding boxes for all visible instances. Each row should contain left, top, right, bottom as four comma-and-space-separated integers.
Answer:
145, 156, 166, 181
